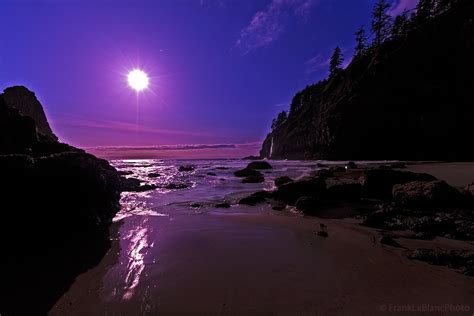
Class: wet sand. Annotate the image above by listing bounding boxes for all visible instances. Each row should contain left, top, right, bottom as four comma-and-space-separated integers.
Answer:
50, 162, 474, 315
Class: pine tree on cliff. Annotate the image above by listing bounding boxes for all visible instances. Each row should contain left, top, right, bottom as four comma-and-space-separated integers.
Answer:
416, 0, 435, 21
434, 0, 453, 14
392, 9, 410, 38
329, 47, 344, 77
371, 0, 392, 47
354, 26, 368, 57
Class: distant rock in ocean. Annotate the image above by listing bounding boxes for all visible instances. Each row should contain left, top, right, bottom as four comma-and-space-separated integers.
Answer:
260, 0, 474, 161
0, 86, 122, 315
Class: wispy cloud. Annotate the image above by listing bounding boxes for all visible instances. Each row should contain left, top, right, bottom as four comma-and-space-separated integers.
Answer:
305, 53, 330, 74
305, 47, 351, 75
390, 0, 419, 16
53, 115, 212, 138
235, 0, 315, 55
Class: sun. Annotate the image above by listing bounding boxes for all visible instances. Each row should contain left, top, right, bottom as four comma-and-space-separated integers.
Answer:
127, 69, 149, 92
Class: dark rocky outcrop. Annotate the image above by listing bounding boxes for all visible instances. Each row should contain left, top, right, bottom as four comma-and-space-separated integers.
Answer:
295, 196, 320, 214
363, 169, 436, 199
178, 165, 195, 172
260, 0, 474, 161
2, 86, 58, 141
238, 191, 271, 206
242, 175, 265, 183
275, 176, 293, 187
273, 177, 326, 205
234, 168, 263, 178
408, 248, 474, 276
392, 180, 464, 209
0, 87, 122, 315
215, 202, 231, 208
246, 161, 272, 170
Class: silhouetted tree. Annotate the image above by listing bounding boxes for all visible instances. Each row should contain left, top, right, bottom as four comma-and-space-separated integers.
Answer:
416, 0, 435, 21
371, 0, 392, 47
392, 10, 410, 38
433, 0, 452, 14
329, 47, 344, 77
354, 26, 368, 57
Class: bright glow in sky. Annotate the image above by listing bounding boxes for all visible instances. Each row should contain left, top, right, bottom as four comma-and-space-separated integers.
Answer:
0, 0, 418, 148
127, 69, 149, 92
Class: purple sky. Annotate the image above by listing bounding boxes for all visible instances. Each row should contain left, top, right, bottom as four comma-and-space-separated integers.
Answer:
0, 0, 417, 150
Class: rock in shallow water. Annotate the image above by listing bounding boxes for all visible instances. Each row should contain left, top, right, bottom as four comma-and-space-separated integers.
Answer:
234, 168, 263, 178
242, 175, 265, 183
178, 165, 195, 172
238, 191, 271, 205
246, 161, 272, 170
275, 176, 293, 187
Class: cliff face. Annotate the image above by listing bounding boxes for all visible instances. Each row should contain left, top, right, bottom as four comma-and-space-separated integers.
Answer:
2, 86, 58, 141
0, 88, 122, 314
261, 0, 474, 161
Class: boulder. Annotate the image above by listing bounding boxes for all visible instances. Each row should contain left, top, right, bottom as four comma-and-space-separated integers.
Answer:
270, 200, 286, 211
246, 161, 272, 170
120, 177, 141, 191
234, 168, 263, 177
238, 191, 271, 206
178, 165, 195, 172
295, 196, 319, 214
148, 172, 161, 178
215, 202, 231, 208
273, 176, 326, 205
392, 180, 464, 209
325, 178, 363, 200
363, 169, 436, 199
118, 170, 133, 176
274, 176, 293, 187
242, 175, 265, 183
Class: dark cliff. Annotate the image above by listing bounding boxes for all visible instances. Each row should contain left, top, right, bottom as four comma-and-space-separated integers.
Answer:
260, 0, 474, 161
0, 87, 122, 315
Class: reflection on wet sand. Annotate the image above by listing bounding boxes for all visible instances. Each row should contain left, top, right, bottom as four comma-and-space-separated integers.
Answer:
122, 219, 150, 300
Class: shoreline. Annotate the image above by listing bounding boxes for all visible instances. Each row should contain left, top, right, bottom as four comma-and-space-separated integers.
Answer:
50, 161, 474, 315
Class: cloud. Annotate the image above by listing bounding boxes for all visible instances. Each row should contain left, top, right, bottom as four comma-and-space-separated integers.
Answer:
390, 0, 419, 16
54, 115, 212, 138
305, 53, 330, 74
235, 0, 315, 55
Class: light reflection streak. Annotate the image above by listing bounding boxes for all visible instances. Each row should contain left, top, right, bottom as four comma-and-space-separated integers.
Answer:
123, 224, 149, 300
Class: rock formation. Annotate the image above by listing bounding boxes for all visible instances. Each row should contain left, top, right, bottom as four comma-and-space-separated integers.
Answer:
0, 86, 122, 315
260, 0, 474, 161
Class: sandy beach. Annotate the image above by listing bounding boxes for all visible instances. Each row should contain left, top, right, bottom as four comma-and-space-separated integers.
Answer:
48, 161, 474, 315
